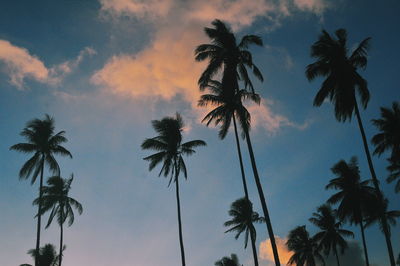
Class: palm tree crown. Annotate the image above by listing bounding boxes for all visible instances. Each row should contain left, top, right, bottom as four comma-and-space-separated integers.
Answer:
21, 243, 60, 266
195, 19, 263, 93
286, 225, 324, 266
215, 254, 241, 266
306, 29, 370, 122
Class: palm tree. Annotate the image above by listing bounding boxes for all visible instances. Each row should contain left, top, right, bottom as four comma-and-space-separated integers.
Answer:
309, 204, 354, 266
224, 197, 264, 266
372, 102, 400, 193
325, 157, 376, 266
364, 197, 400, 236
199, 80, 260, 198
215, 254, 242, 266
306, 28, 395, 265
33, 175, 83, 266
195, 19, 281, 266
286, 225, 325, 266
141, 113, 206, 266
20, 243, 61, 266
10, 114, 72, 266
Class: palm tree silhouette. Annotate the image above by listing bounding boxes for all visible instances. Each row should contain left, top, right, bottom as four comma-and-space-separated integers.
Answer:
309, 204, 354, 266
215, 253, 242, 266
306, 29, 395, 265
224, 198, 264, 266
326, 157, 375, 266
20, 243, 62, 266
33, 175, 82, 266
141, 113, 206, 266
10, 114, 72, 266
286, 225, 325, 266
364, 197, 400, 236
195, 19, 280, 266
372, 102, 400, 193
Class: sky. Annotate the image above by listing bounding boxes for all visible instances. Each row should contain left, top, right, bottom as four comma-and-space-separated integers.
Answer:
0, 0, 399, 265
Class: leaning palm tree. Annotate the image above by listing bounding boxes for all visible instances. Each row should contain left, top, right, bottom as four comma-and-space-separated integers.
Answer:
10, 114, 72, 266
199, 80, 260, 198
286, 225, 325, 266
224, 198, 264, 266
372, 102, 400, 193
326, 157, 376, 266
215, 254, 242, 266
141, 113, 206, 266
195, 19, 281, 266
306, 29, 395, 265
20, 243, 61, 266
33, 175, 82, 266
309, 204, 354, 266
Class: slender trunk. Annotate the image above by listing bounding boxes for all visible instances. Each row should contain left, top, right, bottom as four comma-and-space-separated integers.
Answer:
175, 171, 186, 266
244, 129, 280, 266
59, 212, 63, 266
250, 231, 259, 266
35, 158, 45, 266
360, 220, 370, 266
354, 100, 396, 266
334, 245, 341, 266
232, 115, 249, 198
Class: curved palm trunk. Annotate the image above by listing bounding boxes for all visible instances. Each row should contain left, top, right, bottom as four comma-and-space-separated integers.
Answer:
354, 100, 396, 266
250, 233, 259, 266
35, 158, 45, 266
232, 115, 249, 198
175, 173, 186, 266
334, 245, 341, 266
59, 214, 64, 266
244, 129, 280, 266
359, 221, 370, 266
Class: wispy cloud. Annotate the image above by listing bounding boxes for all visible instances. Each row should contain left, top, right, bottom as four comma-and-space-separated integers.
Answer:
0, 40, 95, 89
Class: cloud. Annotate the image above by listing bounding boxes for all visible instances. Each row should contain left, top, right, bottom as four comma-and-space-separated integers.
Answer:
0, 40, 95, 89
99, 0, 174, 19
293, 0, 329, 14
259, 236, 293, 265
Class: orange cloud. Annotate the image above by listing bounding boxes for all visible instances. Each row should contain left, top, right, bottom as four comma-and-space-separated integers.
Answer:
259, 236, 293, 265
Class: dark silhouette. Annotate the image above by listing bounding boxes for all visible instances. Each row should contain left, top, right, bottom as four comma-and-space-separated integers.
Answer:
326, 157, 375, 266
141, 113, 206, 266
286, 225, 325, 266
10, 114, 72, 266
309, 204, 354, 266
195, 19, 280, 266
372, 102, 400, 193
306, 29, 395, 265
215, 254, 242, 266
364, 197, 400, 236
224, 198, 264, 266
20, 243, 62, 266
33, 175, 83, 266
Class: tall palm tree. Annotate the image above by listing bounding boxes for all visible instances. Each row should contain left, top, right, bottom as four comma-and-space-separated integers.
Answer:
20, 243, 61, 266
10, 114, 72, 266
286, 225, 325, 266
33, 175, 83, 266
215, 254, 242, 266
309, 204, 354, 266
364, 197, 400, 236
325, 157, 376, 266
372, 102, 400, 193
199, 80, 260, 198
306, 29, 395, 265
195, 19, 281, 266
141, 113, 206, 266
224, 198, 264, 266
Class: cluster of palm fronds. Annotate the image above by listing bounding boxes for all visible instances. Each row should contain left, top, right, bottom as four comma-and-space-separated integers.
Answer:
11, 115, 82, 266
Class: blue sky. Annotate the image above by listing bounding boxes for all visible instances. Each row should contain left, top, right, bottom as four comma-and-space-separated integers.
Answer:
0, 0, 399, 265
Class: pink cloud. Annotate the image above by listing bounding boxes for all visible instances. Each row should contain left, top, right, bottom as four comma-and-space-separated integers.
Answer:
293, 0, 329, 14
259, 236, 293, 265
99, 0, 174, 19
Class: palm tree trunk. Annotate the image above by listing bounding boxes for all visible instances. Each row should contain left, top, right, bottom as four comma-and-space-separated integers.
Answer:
360, 220, 370, 266
59, 221, 63, 266
250, 232, 259, 266
334, 245, 341, 266
354, 100, 396, 266
244, 129, 280, 266
175, 172, 186, 266
35, 158, 45, 266
232, 115, 249, 198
